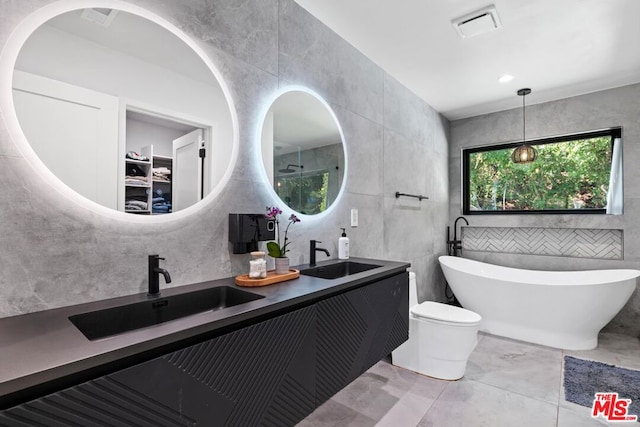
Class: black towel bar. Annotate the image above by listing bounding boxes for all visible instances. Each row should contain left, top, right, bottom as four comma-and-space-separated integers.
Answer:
395, 192, 428, 201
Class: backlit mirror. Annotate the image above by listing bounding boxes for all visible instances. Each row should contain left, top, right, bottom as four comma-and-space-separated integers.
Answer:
261, 89, 346, 215
10, 6, 235, 216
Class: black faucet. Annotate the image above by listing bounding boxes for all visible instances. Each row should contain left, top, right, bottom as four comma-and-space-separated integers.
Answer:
148, 254, 171, 297
310, 240, 330, 266
447, 216, 469, 257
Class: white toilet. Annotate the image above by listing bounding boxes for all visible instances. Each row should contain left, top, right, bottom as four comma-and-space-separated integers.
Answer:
392, 272, 481, 380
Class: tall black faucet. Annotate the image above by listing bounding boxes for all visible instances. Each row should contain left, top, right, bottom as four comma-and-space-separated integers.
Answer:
310, 240, 330, 266
148, 254, 171, 297
447, 216, 469, 257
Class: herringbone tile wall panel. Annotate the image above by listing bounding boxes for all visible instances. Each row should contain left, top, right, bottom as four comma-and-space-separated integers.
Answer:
463, 227, 622, 259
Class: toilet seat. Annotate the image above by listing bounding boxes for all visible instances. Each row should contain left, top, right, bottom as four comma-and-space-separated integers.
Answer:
411, 301, 481, 326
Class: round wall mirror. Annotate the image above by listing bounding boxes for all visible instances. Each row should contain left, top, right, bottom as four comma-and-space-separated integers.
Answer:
260, 89, 346, 215
6, 5, 237, 219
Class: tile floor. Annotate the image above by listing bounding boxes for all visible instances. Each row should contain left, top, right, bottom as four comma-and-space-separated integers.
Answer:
300, 332, 640, 427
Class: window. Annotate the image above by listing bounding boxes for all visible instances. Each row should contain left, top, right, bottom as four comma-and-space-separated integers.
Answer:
462, 128, 621, 214
275, 170, 330, 215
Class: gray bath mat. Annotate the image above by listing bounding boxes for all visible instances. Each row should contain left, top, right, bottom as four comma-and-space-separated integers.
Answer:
564, 355, 640, 422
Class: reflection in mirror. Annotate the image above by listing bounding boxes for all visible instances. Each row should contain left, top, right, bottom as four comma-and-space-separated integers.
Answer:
261, 90, 345, 215
11, 7, 234, 215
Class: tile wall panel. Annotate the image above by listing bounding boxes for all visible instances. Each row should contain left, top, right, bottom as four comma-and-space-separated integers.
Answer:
463, 227, 623, 260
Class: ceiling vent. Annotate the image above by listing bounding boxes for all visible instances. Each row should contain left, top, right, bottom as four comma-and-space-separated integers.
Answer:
452, 5, 501, 39
80, 8, 119, 28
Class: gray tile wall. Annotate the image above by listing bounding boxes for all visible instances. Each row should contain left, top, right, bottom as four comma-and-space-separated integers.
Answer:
0, 0, 449, 317
450, 84, 640, 337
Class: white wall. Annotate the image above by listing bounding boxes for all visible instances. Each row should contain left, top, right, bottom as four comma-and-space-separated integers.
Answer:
126, 117, 193, 157
15, 23, 232, 191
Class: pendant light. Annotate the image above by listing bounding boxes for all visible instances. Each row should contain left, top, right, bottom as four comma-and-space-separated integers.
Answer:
511, 88, 537, 163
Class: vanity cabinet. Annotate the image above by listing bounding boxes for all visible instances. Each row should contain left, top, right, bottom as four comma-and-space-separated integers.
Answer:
0, 273, 408, 426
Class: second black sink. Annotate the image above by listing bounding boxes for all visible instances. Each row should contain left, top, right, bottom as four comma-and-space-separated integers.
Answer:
69, 286, 264, 341
300, 261, 382, 280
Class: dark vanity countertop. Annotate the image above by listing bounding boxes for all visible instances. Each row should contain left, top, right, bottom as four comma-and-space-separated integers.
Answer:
0, 257, 409, 405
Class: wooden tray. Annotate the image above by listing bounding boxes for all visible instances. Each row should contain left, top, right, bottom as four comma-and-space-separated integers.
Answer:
235, 269, 300, 287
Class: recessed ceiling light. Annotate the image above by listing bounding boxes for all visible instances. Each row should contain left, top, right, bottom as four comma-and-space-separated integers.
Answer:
498, 74, 514, 83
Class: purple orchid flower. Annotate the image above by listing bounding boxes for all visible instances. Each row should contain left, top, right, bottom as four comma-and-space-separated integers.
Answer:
264, 206, 301, 258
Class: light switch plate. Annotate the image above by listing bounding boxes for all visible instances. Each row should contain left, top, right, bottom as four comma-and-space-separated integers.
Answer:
351, 209, 358, 227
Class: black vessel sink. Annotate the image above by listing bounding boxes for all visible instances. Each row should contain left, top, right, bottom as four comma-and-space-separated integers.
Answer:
69, 286, 264, 340
300, 261, 382, 280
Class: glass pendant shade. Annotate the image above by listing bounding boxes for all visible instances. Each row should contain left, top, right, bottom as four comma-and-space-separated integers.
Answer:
511, 144, 537, 163
512, 88, 537, 164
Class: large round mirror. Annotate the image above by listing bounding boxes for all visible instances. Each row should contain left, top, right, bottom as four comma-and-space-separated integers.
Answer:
260, 89, 346, 215
8, 5, 236, 218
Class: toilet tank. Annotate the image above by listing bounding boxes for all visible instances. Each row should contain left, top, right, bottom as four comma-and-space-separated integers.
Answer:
409, 271, 418, 307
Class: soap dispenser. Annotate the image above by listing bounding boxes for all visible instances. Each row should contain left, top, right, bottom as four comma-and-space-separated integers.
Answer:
338, 228, 350, 259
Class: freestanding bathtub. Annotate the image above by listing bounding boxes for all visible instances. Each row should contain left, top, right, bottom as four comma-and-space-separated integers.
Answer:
438, 255, 640, 350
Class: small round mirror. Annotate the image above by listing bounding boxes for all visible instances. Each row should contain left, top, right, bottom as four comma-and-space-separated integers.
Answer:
260, 89, 346, 215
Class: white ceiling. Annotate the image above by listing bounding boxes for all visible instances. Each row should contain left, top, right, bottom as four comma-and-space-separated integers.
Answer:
294, 0, 640, 120
44, 9, 214, 86
272, 91, 341, 153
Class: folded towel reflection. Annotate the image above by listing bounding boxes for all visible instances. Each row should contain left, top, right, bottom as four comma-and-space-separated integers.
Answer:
152, 167, 171, 182
125, 200, 148, 211
152, 188, 172, 213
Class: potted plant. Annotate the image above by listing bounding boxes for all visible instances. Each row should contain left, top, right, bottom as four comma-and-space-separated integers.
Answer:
265, 206, 300, 274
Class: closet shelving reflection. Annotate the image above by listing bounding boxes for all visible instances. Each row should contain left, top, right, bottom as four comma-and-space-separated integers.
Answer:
123, 145, 173, 215
151, 154, 173, 215
124, 146, 152, 214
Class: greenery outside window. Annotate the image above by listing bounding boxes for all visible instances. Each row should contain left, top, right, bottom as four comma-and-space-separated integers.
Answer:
462, 128, 622, 214
275, 171, 329, 215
